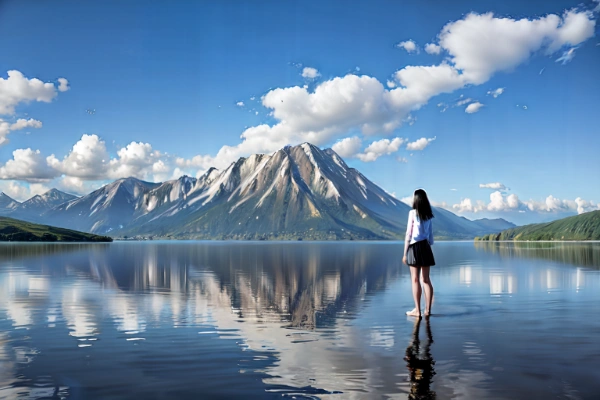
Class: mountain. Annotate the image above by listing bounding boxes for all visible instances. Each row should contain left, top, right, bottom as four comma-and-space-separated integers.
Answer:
423, 208, 515, 240
0, 193, 20, 212
0, 217, 112, 242
120, 144, 411, 239
471, 218, 516, 232
0, 189, 76, 222
32, 143, 516, 240
44, 178, 161, 234
475, 210, 600, 241
17, 189, 77, 215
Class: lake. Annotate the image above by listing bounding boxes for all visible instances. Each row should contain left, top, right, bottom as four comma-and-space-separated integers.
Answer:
0, 241, 599, 399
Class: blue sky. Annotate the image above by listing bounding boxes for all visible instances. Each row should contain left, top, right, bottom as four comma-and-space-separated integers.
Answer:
0, 0, 599, 224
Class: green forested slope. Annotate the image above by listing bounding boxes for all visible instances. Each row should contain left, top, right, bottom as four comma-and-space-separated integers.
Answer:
0, 217, 112, 242
476, 211, 600, 241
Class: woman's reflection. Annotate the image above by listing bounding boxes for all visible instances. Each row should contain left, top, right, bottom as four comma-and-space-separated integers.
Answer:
404, 317, 436, 399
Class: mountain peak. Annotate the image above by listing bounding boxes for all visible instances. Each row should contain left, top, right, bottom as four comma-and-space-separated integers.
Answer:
107, 177, 160, 194
114, 176, 149, 185
44, 188, 64, 195
41, 188, 77, 200
19, 188, 77, 212
0, 192, 20, 209
0, 192, 15, 199
300, 141, 317, 150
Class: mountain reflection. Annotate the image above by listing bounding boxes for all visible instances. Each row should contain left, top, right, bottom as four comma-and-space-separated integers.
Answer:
55, 243, 402, 330
1, 242, 600, 399
0, 242, 407, 398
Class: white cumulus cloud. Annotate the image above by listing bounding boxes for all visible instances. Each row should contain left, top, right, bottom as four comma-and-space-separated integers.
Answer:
397, 40, 419, 53
301, 67, 321, 79
46, 134, 166, 182
406, 137, 436, 151
2, 8, 596, 186
487, 88, 504, 98
0, 118, 43, 145
526, 195, 575, 213
181, 9, 595, 170
109, 141, 163, 180
47, 134, 111, 180
331, 136, 362, 158
57, 78, 70, 92
356, 137, 406, 162
487, 191, 522, 212
439, 10, 595, 85
175, 154, 215, 172
425, 43, 442, 54
0, 70, 63, 115
10, 118, 43, 131
0, 148, 59, 182
452, 192, 598, 215
479, 182, 508, 191
0, 181, 51, 202
212, 74, 410, 166
452, 198, 481, 213
465, 102, 484, 113
574, 197, 600, 214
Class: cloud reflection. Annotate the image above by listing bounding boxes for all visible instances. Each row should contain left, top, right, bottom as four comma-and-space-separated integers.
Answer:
0, 242, 598, 398
0, 243, 405, 397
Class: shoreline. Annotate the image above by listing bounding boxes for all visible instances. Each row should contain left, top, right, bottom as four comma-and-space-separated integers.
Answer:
1, 239, 599, 244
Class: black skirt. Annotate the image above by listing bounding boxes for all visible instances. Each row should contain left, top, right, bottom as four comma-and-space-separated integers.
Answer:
407, 239, 435, 266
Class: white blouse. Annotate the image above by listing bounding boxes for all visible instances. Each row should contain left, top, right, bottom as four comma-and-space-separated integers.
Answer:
403, 210, 434, 256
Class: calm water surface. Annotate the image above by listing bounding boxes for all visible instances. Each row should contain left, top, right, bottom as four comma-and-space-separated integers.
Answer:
0, 241, 599, 399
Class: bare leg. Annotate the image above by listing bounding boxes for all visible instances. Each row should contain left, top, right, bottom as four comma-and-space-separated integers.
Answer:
406, 266, 422, 317
421, 266, 434, 316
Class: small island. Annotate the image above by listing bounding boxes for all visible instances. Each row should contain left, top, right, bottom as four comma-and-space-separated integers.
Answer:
0, 217, 112, 242
475, 210, 600, 241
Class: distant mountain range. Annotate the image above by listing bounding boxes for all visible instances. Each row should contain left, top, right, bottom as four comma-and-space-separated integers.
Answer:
476, 210, 600, 241
7, 189, 77, 220
0, 143, 515, 240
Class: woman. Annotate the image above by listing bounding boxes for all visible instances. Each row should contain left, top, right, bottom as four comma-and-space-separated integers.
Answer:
403, 189, 435, 318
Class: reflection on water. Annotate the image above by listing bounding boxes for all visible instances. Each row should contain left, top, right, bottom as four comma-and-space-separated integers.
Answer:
405, 318, 436, 400
489, 273, 515, 295
0, 242, 599, 399
474, 241, 600, 268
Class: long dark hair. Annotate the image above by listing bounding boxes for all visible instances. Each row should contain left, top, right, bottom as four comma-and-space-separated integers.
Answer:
412, 189, 434, 221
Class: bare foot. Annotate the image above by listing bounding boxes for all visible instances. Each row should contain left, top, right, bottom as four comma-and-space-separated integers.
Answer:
424, 310, 431, 317
406, 308, 421, 317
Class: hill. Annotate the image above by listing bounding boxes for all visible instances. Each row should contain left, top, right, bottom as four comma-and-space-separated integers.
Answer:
0, 217, 112, 242
475, 210, 600, 241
